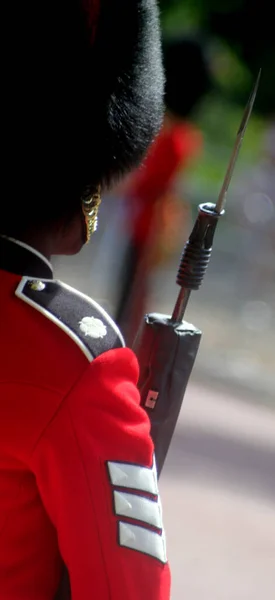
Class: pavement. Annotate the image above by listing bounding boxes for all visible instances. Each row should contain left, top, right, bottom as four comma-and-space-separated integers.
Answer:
160, 382, 275, 600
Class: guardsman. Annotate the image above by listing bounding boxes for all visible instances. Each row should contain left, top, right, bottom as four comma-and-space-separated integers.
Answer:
0, 1, 171, 598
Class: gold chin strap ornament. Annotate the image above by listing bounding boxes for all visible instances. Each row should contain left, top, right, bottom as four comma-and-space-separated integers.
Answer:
82, 184, 102, 243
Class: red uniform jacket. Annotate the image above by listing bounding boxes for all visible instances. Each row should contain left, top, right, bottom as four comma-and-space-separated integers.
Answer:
0, 236, 171, 600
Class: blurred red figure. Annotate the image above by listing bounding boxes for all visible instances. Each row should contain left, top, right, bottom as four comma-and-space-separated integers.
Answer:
115, 37, 211, 344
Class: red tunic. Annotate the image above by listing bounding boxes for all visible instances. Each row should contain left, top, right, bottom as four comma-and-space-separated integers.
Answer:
0, 237, 171, 599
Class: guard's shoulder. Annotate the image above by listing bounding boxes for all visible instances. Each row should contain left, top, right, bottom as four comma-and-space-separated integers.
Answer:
15, 277, 125, 362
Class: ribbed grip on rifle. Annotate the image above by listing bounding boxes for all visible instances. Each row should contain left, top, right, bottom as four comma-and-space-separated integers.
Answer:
176, 202, 224, 291
176, 242, 212, 290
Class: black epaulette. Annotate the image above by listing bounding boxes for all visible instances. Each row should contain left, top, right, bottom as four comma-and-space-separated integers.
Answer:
15, 277, 125, 362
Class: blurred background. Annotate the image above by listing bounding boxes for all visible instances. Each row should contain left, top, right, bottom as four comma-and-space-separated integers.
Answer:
53, 1, 275, 598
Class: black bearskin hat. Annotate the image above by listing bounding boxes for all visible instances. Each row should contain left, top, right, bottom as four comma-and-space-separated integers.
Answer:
1, 0, 164, 235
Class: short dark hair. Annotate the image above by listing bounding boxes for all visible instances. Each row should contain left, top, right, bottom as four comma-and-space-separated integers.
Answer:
163, 36, 211, 119
1, 0, 164, 236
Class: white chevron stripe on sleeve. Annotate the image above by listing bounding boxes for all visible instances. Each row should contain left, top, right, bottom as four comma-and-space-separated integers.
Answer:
114, 491, 162, 529
119, 522, 167, 563
107, 459, 158, 495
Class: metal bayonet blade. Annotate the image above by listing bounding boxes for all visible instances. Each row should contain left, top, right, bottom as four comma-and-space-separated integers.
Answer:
215, 69, 261, 214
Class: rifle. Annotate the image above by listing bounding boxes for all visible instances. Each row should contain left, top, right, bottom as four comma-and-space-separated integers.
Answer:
133, 71, 261, 476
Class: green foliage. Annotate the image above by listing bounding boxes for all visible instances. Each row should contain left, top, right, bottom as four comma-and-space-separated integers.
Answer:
183, 94, 265, 199
159, 0, 275, 116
